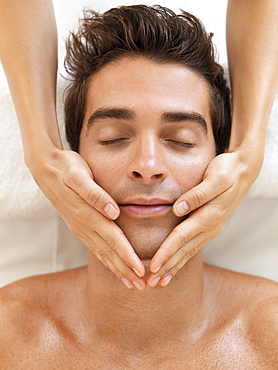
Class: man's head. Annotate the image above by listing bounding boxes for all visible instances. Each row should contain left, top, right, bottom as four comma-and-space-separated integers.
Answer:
64, 5, 231, 259
64, 5, 231, 155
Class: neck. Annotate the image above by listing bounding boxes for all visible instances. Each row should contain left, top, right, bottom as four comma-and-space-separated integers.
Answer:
82, 252, 208, 348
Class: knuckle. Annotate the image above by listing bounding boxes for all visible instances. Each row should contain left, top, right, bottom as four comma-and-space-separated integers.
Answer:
66, 167, 79, 187
97, 247, 114, 264
188, 245, 199, 258
103, 233, 116, 249
180, 245, 198, 260
172, 229, 191, 247
198, 209, 224, 231
217, 166, 229, 178
179, 247, 189, 260
201, 214, 216, 230
104, 230, 125, 250
211, 209, 224, 225
217, 167, 232, 185
191, 189, 207, 208
87, 189, 103, 209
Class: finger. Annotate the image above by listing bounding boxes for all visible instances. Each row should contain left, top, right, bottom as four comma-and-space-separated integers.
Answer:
150, 217, 202, 274
106, 258, 146, 292
101, 261, 135, 290
148, 233, 211, 287
91, 213, 145, 277
64, 162, 120, 220
173, 174, 231, 217
151, 202, 226, 275
88, 232, 146, 291
159, 235, 212, 287
57, 188, 146, 278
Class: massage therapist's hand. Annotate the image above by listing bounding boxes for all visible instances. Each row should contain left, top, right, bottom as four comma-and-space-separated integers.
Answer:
147, 149, 262, 287
31, 148, 146, 289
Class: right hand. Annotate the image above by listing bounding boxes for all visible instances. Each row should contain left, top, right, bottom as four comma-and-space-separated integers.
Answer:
147, 149, 262, 286
29, 148, 146, 290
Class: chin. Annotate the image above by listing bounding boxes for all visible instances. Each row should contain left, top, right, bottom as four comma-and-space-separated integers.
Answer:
115, 214, 184, 260
127, 229, 170, 260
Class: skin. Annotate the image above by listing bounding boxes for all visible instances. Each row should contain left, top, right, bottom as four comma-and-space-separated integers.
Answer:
1, 58, 278, 369
79, 57, 215, 289
0, 1, 277, 287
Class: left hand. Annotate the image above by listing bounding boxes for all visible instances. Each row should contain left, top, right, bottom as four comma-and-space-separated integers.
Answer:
147, 150, 262, 287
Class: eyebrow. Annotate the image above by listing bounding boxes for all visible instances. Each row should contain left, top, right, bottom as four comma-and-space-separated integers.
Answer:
87, 107, 207, 132
87, 108, 134, 129
161, 112, 207, 131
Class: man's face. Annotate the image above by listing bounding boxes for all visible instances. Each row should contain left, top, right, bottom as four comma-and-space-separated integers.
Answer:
79, 57, 216, 260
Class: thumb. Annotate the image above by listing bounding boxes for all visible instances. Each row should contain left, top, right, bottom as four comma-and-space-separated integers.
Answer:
173, 174, 229, 217
64, 159, 120, 220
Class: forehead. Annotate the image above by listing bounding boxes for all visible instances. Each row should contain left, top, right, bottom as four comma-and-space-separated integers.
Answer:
85, 57, 211, 127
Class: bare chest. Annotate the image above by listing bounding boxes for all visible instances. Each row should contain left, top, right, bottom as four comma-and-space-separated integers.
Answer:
5, 331, 274, 370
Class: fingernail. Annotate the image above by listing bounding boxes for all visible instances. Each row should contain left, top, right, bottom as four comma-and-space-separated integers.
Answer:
122, 277, 133, 289
152, 264, 162, 274
133, 282, 144, 291
162, 275, 172, 287
150, 277, 161, 287
175, 201, 189, 216
104, 203, 119, 219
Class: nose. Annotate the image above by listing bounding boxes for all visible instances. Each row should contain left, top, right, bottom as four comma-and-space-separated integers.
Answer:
127, 135, 168, 184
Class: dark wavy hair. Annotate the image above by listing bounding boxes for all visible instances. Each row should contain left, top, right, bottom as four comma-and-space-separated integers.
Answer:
64, 5, 231, 154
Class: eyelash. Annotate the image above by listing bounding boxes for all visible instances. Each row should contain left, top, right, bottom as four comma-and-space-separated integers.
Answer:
165, 140, 194, 148
100, 138, 194, 147
100, 138, 128, 145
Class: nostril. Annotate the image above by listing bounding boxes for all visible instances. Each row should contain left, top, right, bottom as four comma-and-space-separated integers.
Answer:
153, 173, 163, 179
132, 171, 142, 178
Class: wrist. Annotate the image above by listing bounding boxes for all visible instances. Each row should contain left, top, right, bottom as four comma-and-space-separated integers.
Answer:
227, 142, 264, 183
20, 110, 63, 166
228, 114, 267, 176
24, 138, 63, 178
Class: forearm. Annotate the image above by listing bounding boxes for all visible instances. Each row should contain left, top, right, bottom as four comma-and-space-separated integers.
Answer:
227, 0, 278, 157
0, 0, 61, 165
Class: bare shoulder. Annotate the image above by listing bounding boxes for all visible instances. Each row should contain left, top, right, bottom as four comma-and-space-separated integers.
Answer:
0, 275, 43, 333
0, 275, 45, 360
205, 264, 278, 364
0, 267, 86, 362
240, 273, 278, 359
205, 263, 278, 304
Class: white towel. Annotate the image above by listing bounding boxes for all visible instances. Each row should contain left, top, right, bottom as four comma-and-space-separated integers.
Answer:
0, 85, 57, 220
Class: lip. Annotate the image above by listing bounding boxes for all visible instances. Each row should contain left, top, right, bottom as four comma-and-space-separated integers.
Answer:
119, 198, 173, 217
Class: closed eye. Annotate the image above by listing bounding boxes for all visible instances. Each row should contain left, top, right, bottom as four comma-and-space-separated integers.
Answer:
100, 138, 128, 145
165, 139, 194, 148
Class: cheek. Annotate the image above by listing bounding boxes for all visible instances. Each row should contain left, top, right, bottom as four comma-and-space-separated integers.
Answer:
169, 154, 212, 192
83, 151, 128, 193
